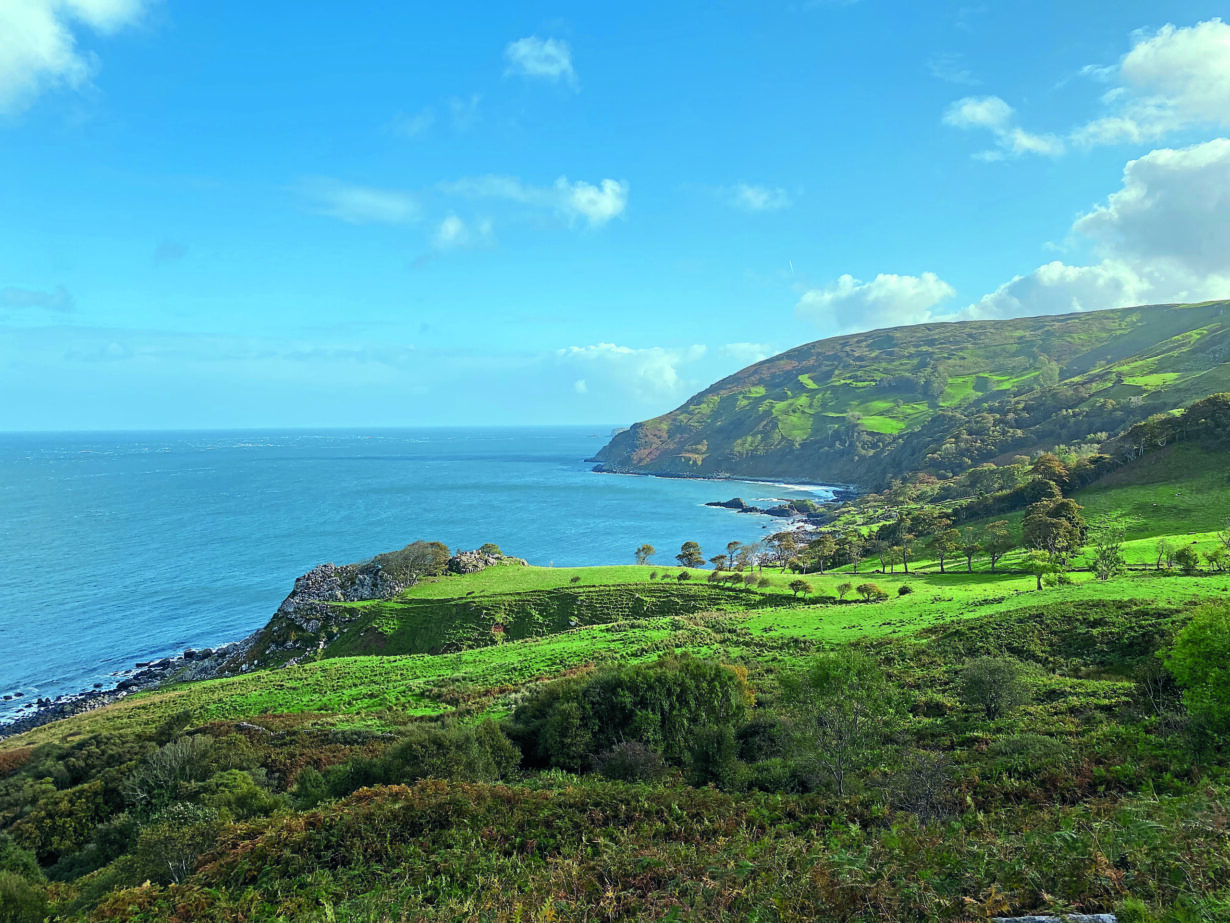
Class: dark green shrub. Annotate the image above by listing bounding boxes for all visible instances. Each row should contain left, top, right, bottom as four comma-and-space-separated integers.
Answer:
1173, 545, 1202, 576
382, 721, 519, 785
594, 741, 668, 782
289, 766, 329, 810
200, 769, 283, 819
47, 812, 139, 881
512, 655, 752, 771
121, 735, 214, 815
1166, 601, 1230, 733
736, 716, 790, 762
744, 758, 809, 793
0, 834, 41, 881
958, 657, 1031, 720
0, 871, 48, 923
897, 584, 914, 596
687, 725, 744, 789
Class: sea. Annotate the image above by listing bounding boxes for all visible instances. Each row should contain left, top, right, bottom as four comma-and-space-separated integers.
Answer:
0, 427, 833, 721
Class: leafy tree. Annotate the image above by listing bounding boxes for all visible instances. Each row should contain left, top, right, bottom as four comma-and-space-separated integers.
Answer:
837, 532, 865, 573
1219, 514, 1230, 554
788, 579, 812, 598
594, 741, 667, 783
135, 803, 222, 884
634, 543, 656, 566
708, 554, 728, 571
856, 582, 887, 602
836, 582, 853, 600
885, 546, 903, 574
1155, 538, 1175, 571
1088, 510, 1136, 581
805, 534, 836, 574
767, 532, 798, 569
1023, 498, 1087, 565
983, 521, 1015, 572
1173, 545, 1202, 576
1205, 547, 1230, 573
1029, 453, 1069, 487
372, 540, 451, 585
927, 529, 961, 574
1166, 601, 1230, 733
959, 657, 1030, 720
478, 542, 503, 556
781, 650, 902, 796
676, 541, 704, 568
1023, 550, 1062, 591
726, 540, 742, 562
960, 529, 982, 573
743, 573, 759, 590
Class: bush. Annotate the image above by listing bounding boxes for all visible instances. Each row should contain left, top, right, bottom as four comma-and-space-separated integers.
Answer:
1166, 601, 1230, 733
0, 834, 41, 882
594, 741, 668, 783
381, 721, 520, 786
289, 766, 329, 810
0, 871, 48, 923
736, 716, 791, 762
1173, 545, 1202, 576
856, 582, 888, 602
959, 657, 1031, 720
511, 655, 752, 771
200, 769, 284, 819
122, 735, 214, 815
897, 584, 914, 596
134, 803, 222, 885
687, 725, 744, 789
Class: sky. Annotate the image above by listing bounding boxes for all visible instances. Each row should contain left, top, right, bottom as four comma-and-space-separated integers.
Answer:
2, 0, 1230, 430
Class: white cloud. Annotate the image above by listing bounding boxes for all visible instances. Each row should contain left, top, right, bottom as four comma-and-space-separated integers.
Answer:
726, 183, 793, 212
1073, 19, 1230, 147
795, 272, 956, 333
942, 95, 1065, 159
556, 343, 707, 402
968, 139, 1230, 318
504, 36, 576, 86
390, 107, 434, 138
927, 53, 979, 86
0, 0, 151, 114
448, 93, 481, 129
431, 214, 494, 251
0, 284, 74, 311
298, 178, 419, 225
440, 174, 628, 227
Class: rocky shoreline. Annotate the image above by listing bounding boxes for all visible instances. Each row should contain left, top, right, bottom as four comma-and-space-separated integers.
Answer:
0, 547, 528, 741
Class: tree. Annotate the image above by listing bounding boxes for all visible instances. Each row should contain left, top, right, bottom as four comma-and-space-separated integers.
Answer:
1219, 515, 1230, 553
742, 573, 759, 590
1166, 601, 1230, 732
371, 540, 452, 586
885, 546, 903, 574
708, 554, 728, 571
767, 532, 798, 569
856, 582, 887, 602
1088, 510, 1136, 581
634, 543, 656, 566
1029, 453, 1069, 487
1173, 545, 1201, 575
960, 529, 982, 573
959, 657, 1030, 720
1023, 550, 1061, 591
867, 538, 890, 573
806, 534, 837, 574
788, 579, 812, 598
836, 582, 853, 600
1023, 498, 1087, 565
983, 521, 1016, 572
898, 533, 917, 574
726, 540, 742, 562
781, 650, 902, 796
676, 541, 704, 568
1155, 538, 1175, 572
1204, 548, 1230, 573
837, 532, 865, 573
927, 529, 961, 574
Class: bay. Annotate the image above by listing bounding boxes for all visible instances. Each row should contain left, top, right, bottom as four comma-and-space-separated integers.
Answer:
0, 427, 831, 718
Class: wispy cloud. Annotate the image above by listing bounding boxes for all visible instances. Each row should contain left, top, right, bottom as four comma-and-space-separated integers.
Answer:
0, 285, 74, 312
795, 272, 955, 333
297, 177, 420, 225
926, 53, 979, 86
389, 107, 435, 138
0, 0, 155, 114
440, 174, 628, 227
725, 183, 793, 212
504, 36, 577, 87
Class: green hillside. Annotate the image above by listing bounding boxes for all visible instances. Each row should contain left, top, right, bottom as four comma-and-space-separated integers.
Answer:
593, 301, 1230, 487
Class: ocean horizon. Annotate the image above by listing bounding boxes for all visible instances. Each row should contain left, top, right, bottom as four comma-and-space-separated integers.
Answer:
0, 426, 832, 719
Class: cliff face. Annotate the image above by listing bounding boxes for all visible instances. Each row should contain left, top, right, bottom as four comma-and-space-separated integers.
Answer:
592, 301, 1230, 488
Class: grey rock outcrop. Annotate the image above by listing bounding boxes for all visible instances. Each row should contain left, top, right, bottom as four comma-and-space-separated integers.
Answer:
446, 550, 529, 575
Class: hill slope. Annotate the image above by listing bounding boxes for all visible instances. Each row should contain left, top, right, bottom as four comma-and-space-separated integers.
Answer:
593, 301, 1230, 487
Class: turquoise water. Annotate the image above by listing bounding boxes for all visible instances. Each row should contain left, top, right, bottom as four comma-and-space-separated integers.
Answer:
0, 427, 830, 716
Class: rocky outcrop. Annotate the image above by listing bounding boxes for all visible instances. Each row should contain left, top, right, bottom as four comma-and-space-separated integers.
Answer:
277, 561, 409, 613
446, 550, 529, 575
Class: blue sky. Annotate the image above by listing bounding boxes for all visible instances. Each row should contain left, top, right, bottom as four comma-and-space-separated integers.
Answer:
3, 1, 1230, 430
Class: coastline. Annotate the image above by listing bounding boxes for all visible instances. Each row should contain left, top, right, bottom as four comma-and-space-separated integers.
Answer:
1, 459, 860, 742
